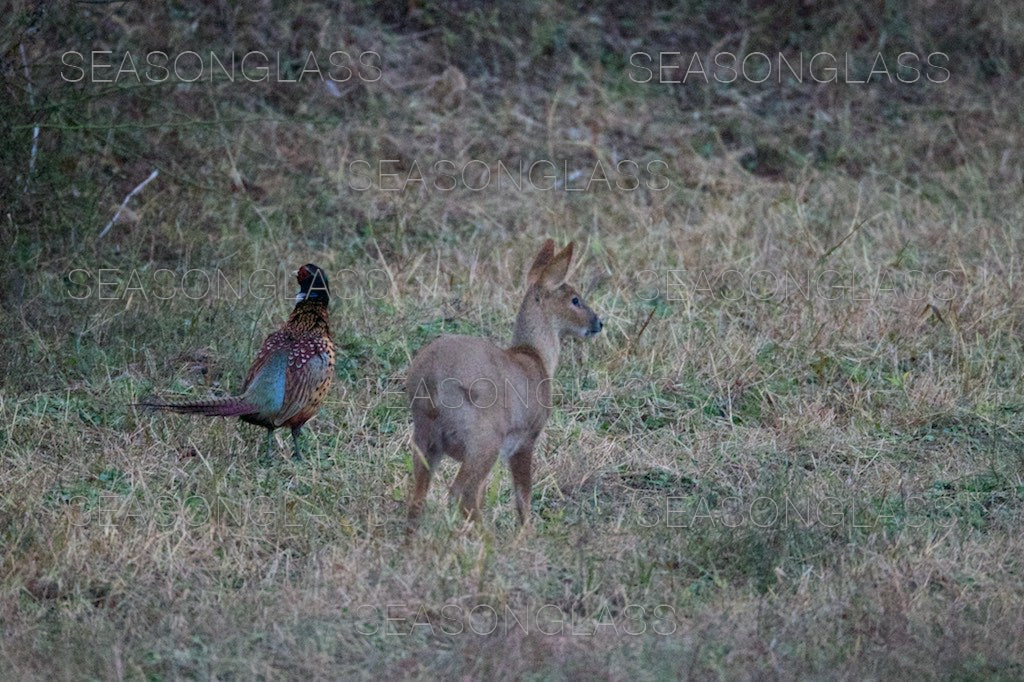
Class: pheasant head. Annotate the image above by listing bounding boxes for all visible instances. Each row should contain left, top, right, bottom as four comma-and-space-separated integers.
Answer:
295, 263, 330, 305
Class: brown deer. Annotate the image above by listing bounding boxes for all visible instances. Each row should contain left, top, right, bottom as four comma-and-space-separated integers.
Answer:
405, 240, 603, 531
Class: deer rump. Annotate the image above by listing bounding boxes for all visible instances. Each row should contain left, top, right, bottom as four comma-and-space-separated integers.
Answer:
407, 334, 550, 463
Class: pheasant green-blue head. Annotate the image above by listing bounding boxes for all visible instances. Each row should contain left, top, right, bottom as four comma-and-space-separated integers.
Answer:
296, 264, 330, 304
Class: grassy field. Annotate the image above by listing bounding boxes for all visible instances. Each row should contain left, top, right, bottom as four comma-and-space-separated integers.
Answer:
2, 1, 1024, 678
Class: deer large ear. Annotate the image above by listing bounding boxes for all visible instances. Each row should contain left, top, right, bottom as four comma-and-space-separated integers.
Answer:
538, 242, 573, 289
526, 239, 556, 287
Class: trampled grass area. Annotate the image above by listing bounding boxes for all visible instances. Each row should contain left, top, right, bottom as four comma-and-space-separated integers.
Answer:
2, 2, 1024, 678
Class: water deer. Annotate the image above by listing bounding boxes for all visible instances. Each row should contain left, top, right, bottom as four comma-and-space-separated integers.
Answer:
406, 239, 603, 531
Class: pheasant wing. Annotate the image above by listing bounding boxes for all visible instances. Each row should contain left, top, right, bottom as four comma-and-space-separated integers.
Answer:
273, 333, 333, 427
240, 329, 292, 418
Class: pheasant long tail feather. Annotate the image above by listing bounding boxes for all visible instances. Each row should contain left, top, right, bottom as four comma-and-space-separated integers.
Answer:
136, 395, 257, 418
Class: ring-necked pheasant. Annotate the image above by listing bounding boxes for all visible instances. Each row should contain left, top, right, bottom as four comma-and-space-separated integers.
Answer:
139, 264, 335, 458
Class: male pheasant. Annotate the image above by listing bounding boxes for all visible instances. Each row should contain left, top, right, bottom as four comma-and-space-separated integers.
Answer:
139, 264, 335, 458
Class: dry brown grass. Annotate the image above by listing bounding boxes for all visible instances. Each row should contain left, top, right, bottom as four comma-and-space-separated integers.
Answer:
2, 1, 1024, 679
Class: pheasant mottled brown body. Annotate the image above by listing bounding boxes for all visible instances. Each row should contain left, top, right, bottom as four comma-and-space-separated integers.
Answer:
140, 264, 335, 457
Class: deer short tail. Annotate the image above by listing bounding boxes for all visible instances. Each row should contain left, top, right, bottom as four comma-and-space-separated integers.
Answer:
408, 375, 440, 419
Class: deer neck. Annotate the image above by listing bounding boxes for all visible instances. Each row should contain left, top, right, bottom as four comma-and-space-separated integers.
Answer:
511, 294, 559, 381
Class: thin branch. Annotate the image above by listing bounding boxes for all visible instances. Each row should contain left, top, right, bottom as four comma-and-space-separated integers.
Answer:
19, 43, 39, 193
818, 212, 883, 264
627, 307, 656, 356
99, 170, 159, 239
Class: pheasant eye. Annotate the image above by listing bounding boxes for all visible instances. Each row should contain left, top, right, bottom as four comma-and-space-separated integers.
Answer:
571, 296, 580, 307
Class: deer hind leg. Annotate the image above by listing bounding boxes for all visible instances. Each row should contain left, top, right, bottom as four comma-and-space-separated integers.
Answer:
508, 441, 536, 526
406, 415, 443, 532
449, 434, 500, 523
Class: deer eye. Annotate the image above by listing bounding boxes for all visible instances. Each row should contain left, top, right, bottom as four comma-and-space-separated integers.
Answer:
571, 296, 580, 307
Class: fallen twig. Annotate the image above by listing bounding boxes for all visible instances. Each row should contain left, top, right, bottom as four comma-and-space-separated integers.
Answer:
628, 307, 656, 356
818, 212, 883, 264
99, 170, 159, 238
20, 43, 39, 193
